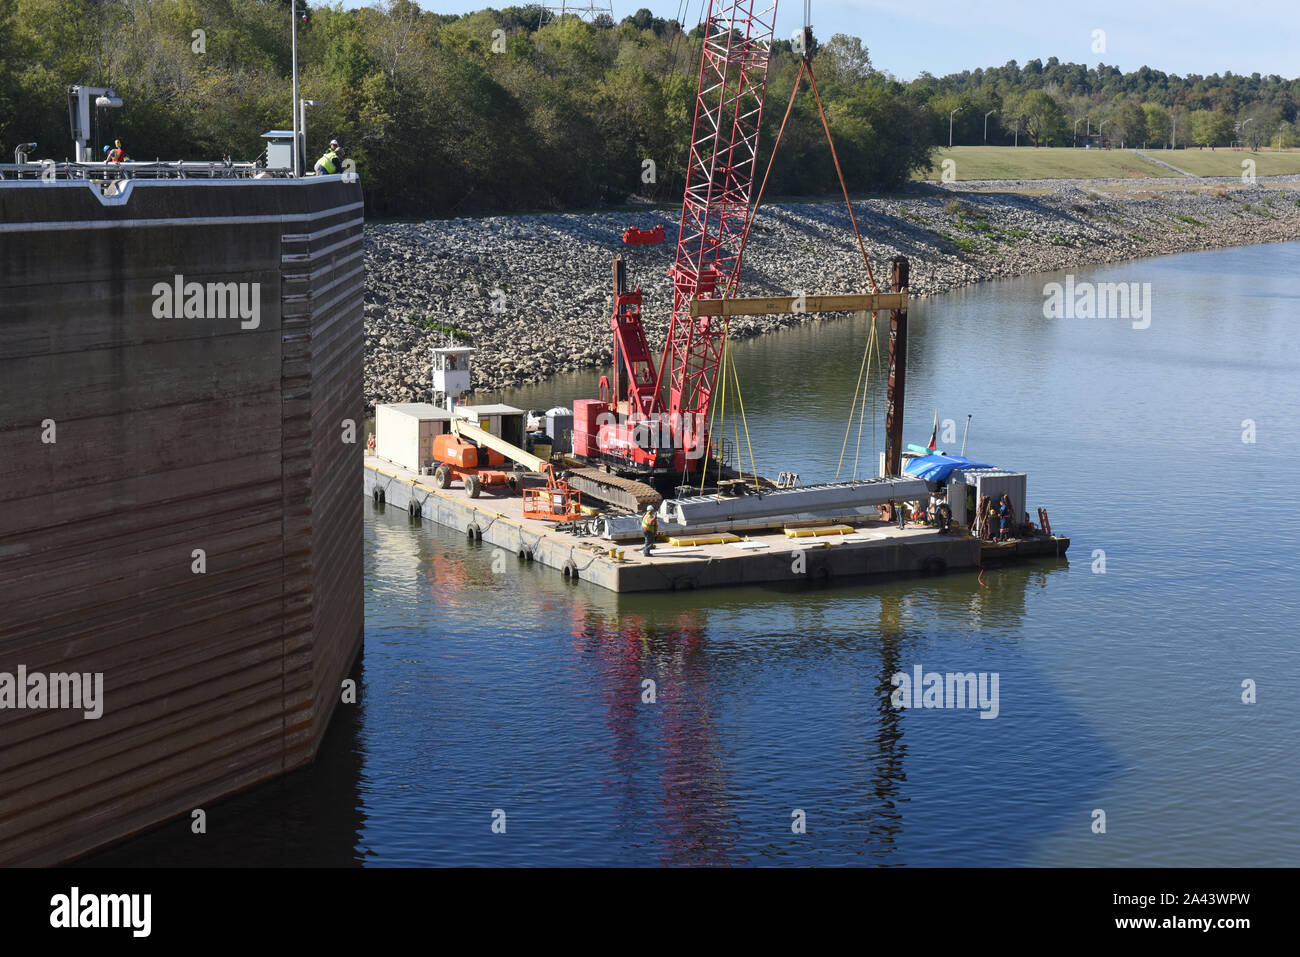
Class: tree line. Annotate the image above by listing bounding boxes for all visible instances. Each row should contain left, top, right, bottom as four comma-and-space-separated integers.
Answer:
2, 2, 1295, 219
0, 1, 932, 215
919, 57, 1300, 149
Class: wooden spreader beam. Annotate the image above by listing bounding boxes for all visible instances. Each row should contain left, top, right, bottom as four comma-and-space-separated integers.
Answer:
689, 291, 907, 318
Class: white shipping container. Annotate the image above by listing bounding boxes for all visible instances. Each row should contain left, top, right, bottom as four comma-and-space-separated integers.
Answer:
374, 403, 453, 472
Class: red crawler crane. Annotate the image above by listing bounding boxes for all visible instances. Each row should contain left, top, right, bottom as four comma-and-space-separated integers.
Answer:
578, 0, 780, 483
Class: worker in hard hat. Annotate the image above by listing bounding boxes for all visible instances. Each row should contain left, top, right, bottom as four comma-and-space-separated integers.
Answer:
641, 505, 658, 557
998, 494, 1014, 542
933, 492, 952, 534
104, 139, 127, 163
313, 139, 342, 176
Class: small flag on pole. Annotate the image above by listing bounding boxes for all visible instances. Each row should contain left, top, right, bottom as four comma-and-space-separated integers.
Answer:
927, 410, 938, 451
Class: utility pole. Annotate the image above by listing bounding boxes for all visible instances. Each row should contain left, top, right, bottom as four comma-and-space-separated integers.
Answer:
949, 108, 961, 148
1013, 118, 1020, 147
290, 2, 301, 176
985, 110, 995, 144
1099, 120, 1107, 148
1074, 117, 1082, 147
1171, 115, 1177, 149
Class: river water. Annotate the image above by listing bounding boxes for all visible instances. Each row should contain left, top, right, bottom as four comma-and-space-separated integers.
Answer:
88, 241, 1300, 867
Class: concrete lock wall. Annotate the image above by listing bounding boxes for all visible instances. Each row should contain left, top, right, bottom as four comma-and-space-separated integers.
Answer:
0, 177, 365, 865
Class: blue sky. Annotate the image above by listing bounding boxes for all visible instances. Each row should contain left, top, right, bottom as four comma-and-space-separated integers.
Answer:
342, 0, 1300, 81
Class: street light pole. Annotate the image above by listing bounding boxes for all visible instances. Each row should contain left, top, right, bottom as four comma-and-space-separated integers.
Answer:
985, 109, 995, 144
950, 108, 961, 148
300, 98, 321, 170
290, 3, 301, 177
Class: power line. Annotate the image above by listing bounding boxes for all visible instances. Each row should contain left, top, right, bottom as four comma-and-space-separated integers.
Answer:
540, 0, 614, 23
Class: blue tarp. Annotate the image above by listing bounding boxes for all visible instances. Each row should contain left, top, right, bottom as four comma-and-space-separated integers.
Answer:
903, 453, 994, 482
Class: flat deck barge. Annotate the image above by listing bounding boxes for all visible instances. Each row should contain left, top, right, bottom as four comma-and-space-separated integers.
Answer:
364, 455, 1069, 592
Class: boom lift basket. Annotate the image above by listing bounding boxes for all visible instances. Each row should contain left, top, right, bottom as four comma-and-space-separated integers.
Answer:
523, 485, 583, 523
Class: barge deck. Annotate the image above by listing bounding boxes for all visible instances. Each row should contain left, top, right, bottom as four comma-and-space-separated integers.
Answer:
364, 455, 1069, 593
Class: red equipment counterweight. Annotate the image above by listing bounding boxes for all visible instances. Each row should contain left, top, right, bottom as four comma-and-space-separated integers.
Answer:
622, 224, 666, 245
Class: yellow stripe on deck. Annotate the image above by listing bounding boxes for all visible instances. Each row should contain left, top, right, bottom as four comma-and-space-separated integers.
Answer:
665, 532, 741, 547
784, 524, 856, 539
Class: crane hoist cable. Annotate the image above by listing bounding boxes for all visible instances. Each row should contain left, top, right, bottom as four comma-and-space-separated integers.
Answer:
700, 13, 888, 493
699, 331, 759, 495
731, 350, 742, 489
852, 327, 871, 480
728, 59, 806, 297
835, 313, 873, 480
728, 341, 758, 489
851, 311, 884, 480
664, 0, 708, 178
664, 0, 696, 78
700, 333, 727, 495
730, 55, 880, 296
807, 61, 880, 293
726, 44, 889, 487
835, 310, 882, 481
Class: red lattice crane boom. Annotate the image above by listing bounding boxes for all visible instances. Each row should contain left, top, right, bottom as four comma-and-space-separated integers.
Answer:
591, 0, 779, 478
659, 0, 778, 430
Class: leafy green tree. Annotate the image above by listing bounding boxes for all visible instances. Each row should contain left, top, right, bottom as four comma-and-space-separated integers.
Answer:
1169, 105, 1191, 147
8, 3, 1288, 216
1238, 103, 1281, 150
1141, 103, 1170, 146
1110, 99, 1146, 147
1190, 109, 1234, 146
1019, 89, 1066, 146
820, 34, 872, 88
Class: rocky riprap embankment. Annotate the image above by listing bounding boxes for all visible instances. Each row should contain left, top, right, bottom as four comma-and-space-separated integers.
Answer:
363, 175, 1300, 408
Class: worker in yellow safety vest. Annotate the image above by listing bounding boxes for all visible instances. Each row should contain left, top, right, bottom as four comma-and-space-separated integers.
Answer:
314, 139, 341, 176
641, 505, 658, 557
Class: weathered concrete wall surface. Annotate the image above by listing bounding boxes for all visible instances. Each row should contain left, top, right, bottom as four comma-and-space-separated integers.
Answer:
0, 177, 364, 865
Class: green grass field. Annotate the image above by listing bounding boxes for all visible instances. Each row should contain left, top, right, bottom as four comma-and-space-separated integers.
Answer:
1156, 149, 1300, 177
917, 145, 1300, 182
917, 146, 1174, 181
